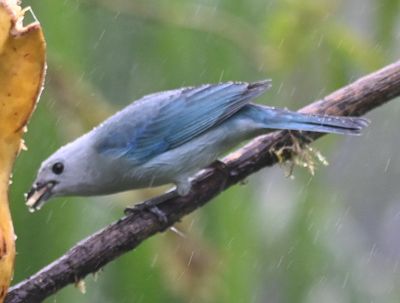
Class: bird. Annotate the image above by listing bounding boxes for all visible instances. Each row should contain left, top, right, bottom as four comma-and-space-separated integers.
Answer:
26, 80, 369, 212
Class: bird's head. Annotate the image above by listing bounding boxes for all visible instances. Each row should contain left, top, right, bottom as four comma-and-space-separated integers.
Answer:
25, 143, 89, 212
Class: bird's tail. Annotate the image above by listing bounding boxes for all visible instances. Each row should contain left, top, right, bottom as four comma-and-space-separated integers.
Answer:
247, 104, 370, 135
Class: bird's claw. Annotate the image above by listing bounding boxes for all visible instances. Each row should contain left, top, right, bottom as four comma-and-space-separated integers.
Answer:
124, 190, 178, 223
125, 202, 168, 223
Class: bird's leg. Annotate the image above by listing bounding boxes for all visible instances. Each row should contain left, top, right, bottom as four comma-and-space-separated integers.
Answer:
124, 190, 178, 223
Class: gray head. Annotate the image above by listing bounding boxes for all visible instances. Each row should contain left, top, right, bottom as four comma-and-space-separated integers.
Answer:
25, 140, 92, 212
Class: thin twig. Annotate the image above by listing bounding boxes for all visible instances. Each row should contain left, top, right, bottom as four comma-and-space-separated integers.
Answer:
6, 60, 400, 303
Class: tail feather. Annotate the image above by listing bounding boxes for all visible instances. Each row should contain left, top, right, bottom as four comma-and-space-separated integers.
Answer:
287, 113, 370, 135
246, 105, 370, 135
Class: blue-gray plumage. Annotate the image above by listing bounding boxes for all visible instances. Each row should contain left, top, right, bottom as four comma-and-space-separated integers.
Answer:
26, 80, 369, 211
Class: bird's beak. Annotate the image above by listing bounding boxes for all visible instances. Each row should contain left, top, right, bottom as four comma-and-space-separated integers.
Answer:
25, 181, 56, 212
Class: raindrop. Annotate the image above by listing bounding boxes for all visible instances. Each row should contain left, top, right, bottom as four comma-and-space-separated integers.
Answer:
384, 157, 391, 172
342, 272, 349, 288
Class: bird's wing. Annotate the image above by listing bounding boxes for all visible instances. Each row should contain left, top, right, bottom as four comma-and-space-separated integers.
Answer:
95, 80, 271, 164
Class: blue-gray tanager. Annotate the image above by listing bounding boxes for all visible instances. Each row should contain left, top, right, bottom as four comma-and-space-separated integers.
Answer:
26, 80, 369, 211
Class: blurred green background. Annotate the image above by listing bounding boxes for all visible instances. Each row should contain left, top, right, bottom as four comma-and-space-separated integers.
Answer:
10, 0, 400, 302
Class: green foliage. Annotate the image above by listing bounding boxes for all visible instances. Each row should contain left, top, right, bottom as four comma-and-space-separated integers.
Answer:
11, 0, 400, 302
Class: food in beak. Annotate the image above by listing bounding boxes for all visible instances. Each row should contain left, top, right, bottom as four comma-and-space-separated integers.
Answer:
25, 182, 55, 212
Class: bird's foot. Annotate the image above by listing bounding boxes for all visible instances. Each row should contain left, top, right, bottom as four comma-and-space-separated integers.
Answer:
124, 191, 178, 223
125, 200, 168, 223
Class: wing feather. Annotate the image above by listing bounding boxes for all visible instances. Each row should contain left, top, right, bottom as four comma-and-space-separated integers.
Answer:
96, 80, 271, 164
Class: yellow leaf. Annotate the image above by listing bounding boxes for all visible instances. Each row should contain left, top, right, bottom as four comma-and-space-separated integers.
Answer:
0, 0, 46, 300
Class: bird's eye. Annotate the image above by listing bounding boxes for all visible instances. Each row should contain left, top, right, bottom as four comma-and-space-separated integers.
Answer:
52, 162, 64, 175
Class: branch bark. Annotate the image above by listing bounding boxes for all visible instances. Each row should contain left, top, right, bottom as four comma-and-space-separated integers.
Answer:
6, 60, 400, 303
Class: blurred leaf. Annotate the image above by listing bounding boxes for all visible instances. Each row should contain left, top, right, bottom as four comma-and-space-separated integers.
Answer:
376, 0, 400, 49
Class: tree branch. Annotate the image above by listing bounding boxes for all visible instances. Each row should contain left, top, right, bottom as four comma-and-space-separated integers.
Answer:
6, 60, 400, 303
